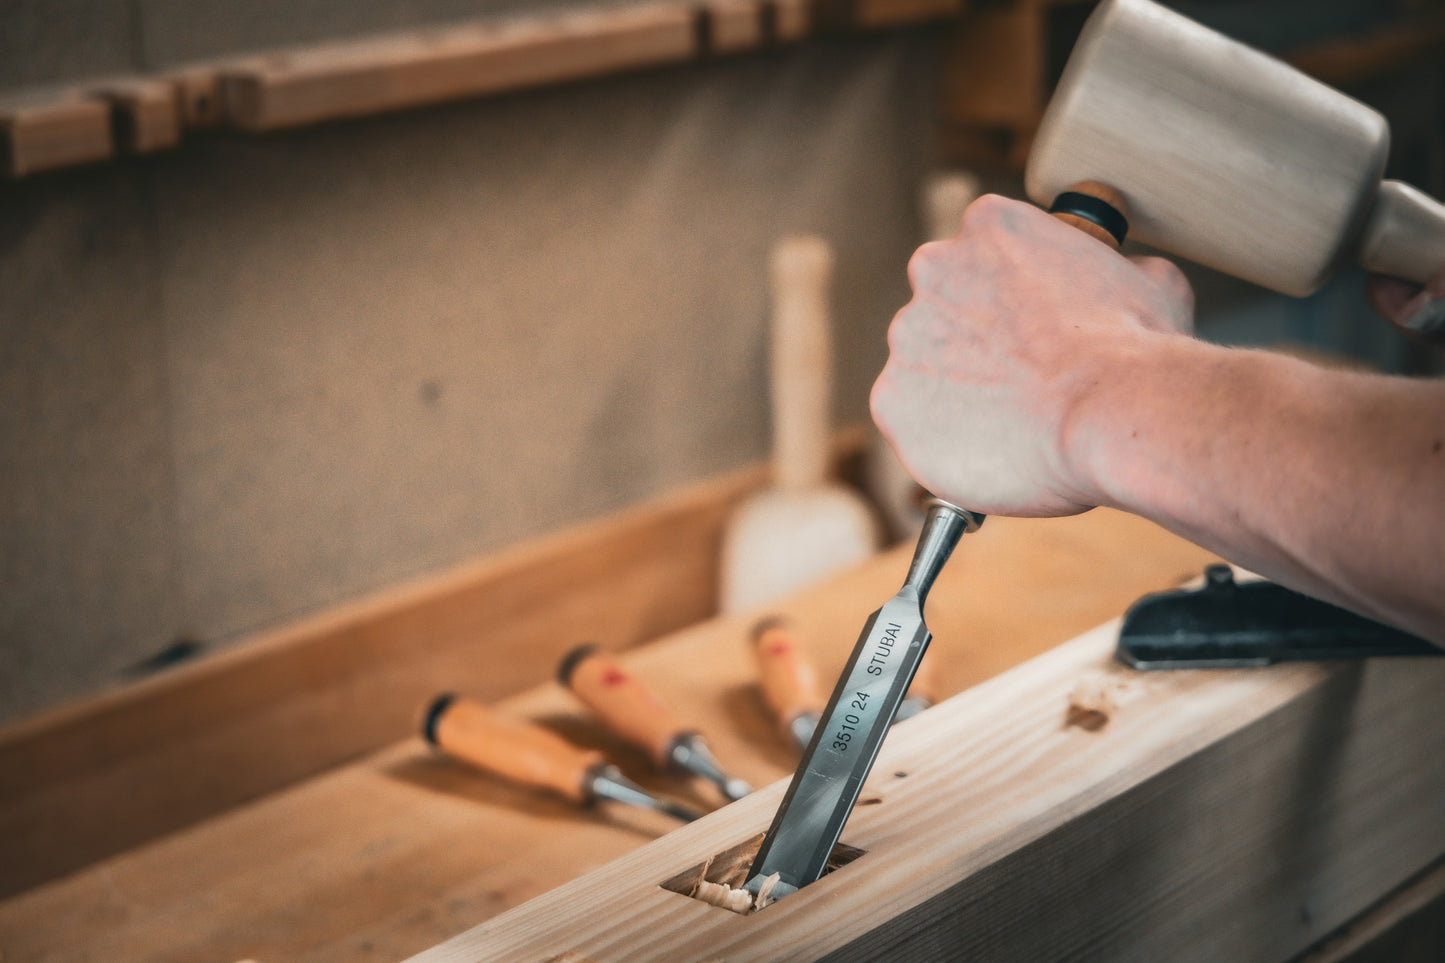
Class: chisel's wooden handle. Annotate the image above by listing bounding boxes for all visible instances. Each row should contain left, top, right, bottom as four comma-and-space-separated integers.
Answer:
1049, 181, 1129, 251
559, 645, 680, 768
751, 618, 825, 735
422, 693, 601, 804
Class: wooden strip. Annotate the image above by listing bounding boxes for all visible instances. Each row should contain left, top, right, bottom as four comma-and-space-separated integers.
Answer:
0, 462, 768, 899
413, 630, 1445, 960
94, 78, 182, 153
705, 0, 767, 54
1298, 857, 1445, 962
0, 509, 1218, 960
219, 4, 698, 132
161, 67, 226, 130
0, 89, 113, 177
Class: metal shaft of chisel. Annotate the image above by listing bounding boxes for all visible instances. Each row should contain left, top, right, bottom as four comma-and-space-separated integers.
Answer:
744, 499, 984, 899
586, 764, 706, 822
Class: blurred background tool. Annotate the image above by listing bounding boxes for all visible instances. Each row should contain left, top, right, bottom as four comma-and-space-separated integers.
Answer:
558, 644, 752, 801
751, 617, 826, 753
421, 693, 702, 822
719, 234, 880, 613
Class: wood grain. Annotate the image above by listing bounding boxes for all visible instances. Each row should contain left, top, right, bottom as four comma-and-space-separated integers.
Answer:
414, 622, 1445, 962
0, 510, 1219, 960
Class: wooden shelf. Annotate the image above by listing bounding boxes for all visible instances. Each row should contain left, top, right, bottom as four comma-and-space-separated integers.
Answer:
0, 0, 960, 178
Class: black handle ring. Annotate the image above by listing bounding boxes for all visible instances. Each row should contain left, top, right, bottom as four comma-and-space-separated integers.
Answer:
1049, 191, 1129, 246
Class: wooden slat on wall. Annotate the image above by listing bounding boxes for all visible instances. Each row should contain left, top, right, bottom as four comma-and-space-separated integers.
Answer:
413, 623, 1445, 962
0, 90, 114, 177
0, 463, 770, 898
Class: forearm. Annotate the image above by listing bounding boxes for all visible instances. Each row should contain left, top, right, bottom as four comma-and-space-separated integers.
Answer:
1067, 336, 1445, 641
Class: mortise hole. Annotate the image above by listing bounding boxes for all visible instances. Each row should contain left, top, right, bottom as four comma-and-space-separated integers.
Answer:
659, 833, 865, 915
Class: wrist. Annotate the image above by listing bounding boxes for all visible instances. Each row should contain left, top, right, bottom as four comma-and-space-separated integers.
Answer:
1057, 330, 1213, 513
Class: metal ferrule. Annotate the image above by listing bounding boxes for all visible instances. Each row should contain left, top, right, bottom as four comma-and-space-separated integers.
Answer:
585, 763, 703, 822
668, 732, 752, 801
903, 499, 983, 602
788, 711, 821, 754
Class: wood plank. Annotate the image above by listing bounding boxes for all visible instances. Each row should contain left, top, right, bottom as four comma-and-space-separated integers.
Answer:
219, 4, 699, 132
0, 463, 768, 899
0, 510, 1218, 960
1298, 857, 1445, 963
0, 89, 113, 177
412, 622, 1445, 962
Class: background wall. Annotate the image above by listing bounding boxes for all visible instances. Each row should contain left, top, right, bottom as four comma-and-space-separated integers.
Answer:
1, 29, 943, 724
2, 0, 1440, 725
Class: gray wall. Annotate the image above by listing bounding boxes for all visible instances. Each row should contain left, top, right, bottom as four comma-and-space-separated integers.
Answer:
1, 35, 943, 723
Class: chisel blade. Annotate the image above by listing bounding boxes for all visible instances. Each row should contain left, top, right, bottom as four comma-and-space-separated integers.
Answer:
744, 500, 982, 900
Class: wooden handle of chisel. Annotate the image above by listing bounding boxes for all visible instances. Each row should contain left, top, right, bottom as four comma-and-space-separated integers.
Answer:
559, 644, 680, 768
1049, 181, 1128, 251
751, 617, 825, 734
422, 693, 601, 804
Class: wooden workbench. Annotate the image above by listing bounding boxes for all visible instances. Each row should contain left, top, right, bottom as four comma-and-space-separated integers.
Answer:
0, 509, 1219, 961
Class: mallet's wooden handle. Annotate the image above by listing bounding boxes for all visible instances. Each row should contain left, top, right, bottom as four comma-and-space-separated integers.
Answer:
751, 617, 825, 735
423, 693, 601, 804
1050, 181, 1129, 251
559, 644, 681, 768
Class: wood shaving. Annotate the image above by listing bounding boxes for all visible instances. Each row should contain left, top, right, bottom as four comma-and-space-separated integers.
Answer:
753, 872, 783, 911
691, 879, 754, 913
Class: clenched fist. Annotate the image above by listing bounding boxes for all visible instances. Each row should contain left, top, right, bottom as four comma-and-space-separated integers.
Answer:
871, 193, 1194, 518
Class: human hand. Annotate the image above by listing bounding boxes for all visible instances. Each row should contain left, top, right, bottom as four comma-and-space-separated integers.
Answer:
870, 194, 1195, 518
1365, 265, 1445, 343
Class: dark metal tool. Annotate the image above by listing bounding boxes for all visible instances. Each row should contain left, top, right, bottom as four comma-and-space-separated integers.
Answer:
743, 499, 984, 900
1115, 565, 1442, 669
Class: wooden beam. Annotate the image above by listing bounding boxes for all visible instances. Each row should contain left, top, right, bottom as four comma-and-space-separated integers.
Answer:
1298, 856, 1445, 962
413, 623, 1445, 961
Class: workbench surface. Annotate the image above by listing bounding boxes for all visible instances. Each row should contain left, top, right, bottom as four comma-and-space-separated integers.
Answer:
0, 509, 1216, 961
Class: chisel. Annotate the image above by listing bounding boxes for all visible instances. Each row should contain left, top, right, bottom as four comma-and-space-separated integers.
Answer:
744, 499, 983, 900
744, 182, 1133, 902
751, 617, 827, 753
558, 644, 753, 801
422, 693, 703, 822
